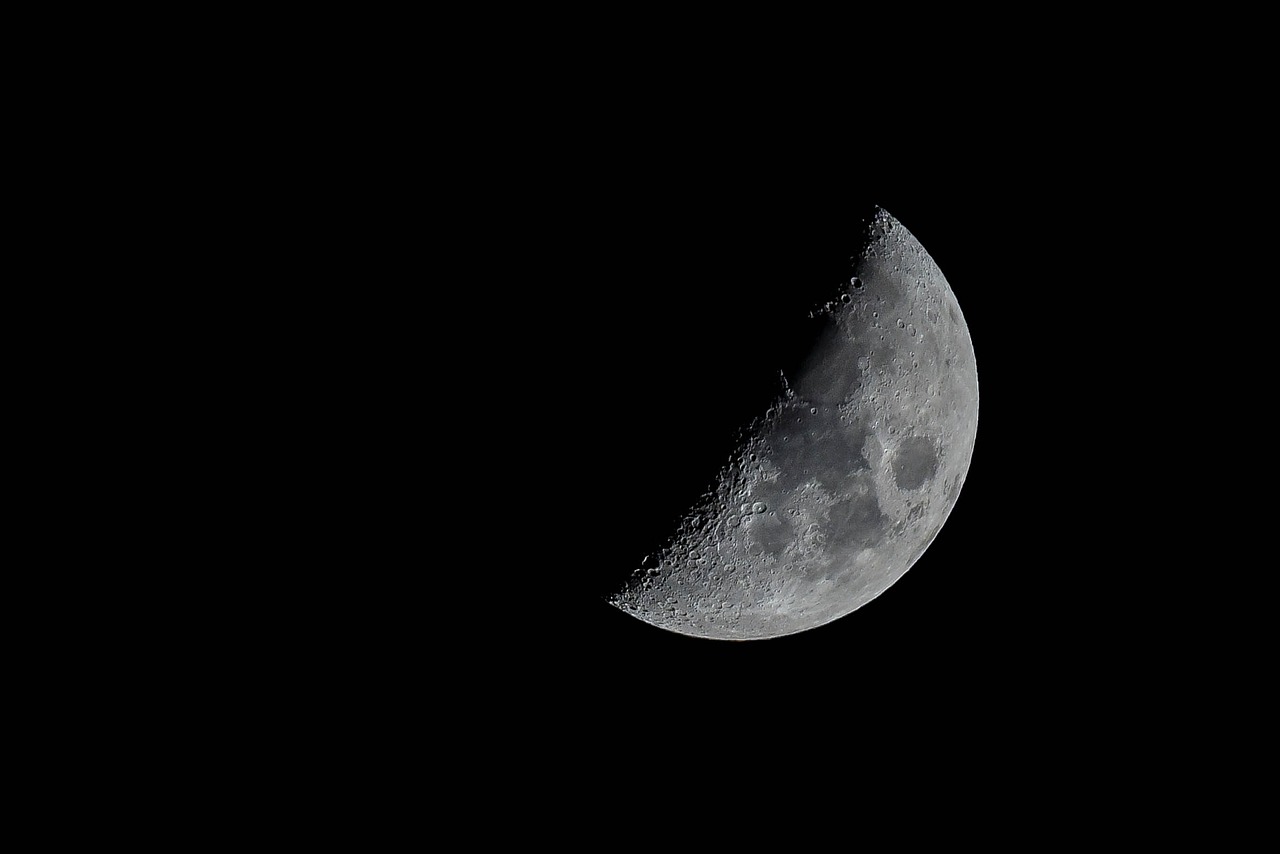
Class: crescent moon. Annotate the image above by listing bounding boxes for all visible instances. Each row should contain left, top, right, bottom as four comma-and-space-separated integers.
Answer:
610, 207, 978, 640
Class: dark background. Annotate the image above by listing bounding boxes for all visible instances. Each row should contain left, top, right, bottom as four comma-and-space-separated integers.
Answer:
61, 31, 1256, 815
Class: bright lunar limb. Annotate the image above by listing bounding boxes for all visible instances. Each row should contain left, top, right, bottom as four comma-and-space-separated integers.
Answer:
610, 208, 978, 640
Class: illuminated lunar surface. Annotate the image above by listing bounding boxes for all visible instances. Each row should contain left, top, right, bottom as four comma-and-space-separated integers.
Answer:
610, 208, 978, 640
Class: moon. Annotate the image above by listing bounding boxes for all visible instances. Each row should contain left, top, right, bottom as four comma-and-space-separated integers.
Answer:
609, 207, 978, 640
